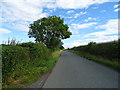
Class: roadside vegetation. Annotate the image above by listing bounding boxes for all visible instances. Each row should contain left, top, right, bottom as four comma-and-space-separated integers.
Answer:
67, 39, 120, 71
2, 16, 71, 88
2, 42, 62, 88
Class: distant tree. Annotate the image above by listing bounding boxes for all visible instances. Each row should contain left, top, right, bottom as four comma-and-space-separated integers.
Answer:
60, 45, 64, 49
87, 42, 96, 50
67, 48, 70, 50
88, 42, 96, 46
28, 16, 72, 49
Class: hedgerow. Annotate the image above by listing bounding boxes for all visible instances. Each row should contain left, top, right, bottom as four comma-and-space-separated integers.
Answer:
2, 42, 52, 86
70, 40, 119, 60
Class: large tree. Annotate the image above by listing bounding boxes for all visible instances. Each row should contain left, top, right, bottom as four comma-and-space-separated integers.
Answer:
28, 16, 72, 48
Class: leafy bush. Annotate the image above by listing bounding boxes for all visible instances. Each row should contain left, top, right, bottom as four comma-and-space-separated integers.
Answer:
70, 40, 119, 60
2, 42, 52, 84
2, 46, 30, 82
19, 42, 51, 60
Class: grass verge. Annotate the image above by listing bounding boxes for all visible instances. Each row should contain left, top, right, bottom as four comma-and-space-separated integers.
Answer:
67, 50, 120, 71
3, 50, 62, 88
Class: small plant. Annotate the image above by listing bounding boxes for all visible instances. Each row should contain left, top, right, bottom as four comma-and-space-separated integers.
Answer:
2, 38, 22, 46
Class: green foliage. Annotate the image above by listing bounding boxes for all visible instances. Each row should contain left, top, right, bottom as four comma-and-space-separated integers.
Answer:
87, 42, 96, 48
2, 46, 30, 82
2, 42, 62, 88
28, 16, 72, 49
19, 42, 51, 60
18, 42, 34, 48
70, 40, 119, 60
2, 43, 51, 84
60, 45, 64, 49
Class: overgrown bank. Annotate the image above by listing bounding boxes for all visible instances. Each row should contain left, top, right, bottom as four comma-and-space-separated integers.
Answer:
68, 40, 120, 71
2, 42, 62, 88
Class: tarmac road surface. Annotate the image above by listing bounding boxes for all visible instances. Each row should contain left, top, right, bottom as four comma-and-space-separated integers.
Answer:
43, 51, 118, 88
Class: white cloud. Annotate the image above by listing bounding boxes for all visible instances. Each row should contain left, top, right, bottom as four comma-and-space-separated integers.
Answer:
114, 8, 120, 12
85, 36, 118, 44
85, 19, 118, 37
63, 40, 87, 48
74, 12, 87, 18
72, 22, 97, 29
0, 28, 12, 34
69, 27, 79, 34
70, 29, 79, 34
1, 1, 48, 31
11, 24, 29, 31
63, 35, 118, 48
49, 10, 53, 13
59, 15, 73, 19
39, 13, 48, 18
69, 22, 97, 36
64, 19, 118, 48
67, 10, 74, 14
84, 17, 96, 22
114, 4, 120, 12
67, 11, 87, 21
114, 4, 120, 8
2, 1, 43, 21
2, 0, 118, 10
1, 0, 118, 32
63, 38, 100, 48
55, 0, 118, 9
74, 14, 80, 18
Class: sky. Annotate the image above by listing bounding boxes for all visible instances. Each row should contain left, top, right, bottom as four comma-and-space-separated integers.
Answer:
0, 0, 120, 48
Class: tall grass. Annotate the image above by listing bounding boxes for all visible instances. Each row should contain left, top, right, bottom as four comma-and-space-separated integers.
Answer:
2, 38, 21, 46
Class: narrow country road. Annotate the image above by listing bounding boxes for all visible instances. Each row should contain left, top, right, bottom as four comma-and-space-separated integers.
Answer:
43, 51, 118, 88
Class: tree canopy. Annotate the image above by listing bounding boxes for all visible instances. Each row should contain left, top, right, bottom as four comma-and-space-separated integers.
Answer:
28, 16, 72, 49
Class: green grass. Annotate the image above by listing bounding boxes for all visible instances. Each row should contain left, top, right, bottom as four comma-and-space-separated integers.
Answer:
46, 50, 62, 71
67, 50, 120, 71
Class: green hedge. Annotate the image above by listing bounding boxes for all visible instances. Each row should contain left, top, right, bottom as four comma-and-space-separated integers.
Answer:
19, 42, 51, 60
2, 46, 30, 82
2, 43, 51, 83
71, 40, 119, 60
